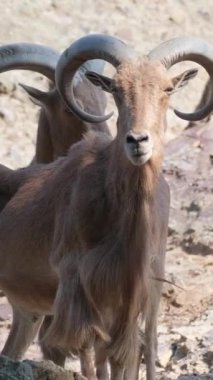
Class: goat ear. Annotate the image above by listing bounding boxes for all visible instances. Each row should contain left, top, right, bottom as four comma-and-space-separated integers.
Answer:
19, 83, 48, 107
85, 71, 113, 93
171, 68, 198, 93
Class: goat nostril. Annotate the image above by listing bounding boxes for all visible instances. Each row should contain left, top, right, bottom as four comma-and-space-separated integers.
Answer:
126, 135, 136, 144
138, 134, 149, 143
126, 133, 149, 144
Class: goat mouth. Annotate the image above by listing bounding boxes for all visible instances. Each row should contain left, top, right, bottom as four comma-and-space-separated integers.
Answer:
124, 143, 153, 165
132, 147, 152, 157
128, 150, 152, 166
132, 151, 149, 157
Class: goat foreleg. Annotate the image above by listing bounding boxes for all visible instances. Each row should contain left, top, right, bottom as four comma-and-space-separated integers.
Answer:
1, 303, 43, 360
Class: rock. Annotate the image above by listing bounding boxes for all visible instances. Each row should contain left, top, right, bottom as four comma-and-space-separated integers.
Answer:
0, 355, 85, 380
164, 122, 213, 255
157, 342, 172, 368
172, 342, 190, 361
178, 376, 213, 380
203, 350, 213, 369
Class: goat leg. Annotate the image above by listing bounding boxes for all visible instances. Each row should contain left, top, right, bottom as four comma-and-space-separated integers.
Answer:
144, 319, 157, 380
1, 303, 43, 360
38, 315, 66, 367
109, 358, 125, 380
95, 340, 109, 380
80, 347, 96, 380
123, 337, 144, 380
144, 286, 162, 380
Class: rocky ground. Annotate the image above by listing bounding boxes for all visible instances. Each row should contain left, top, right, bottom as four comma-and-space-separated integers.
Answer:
0, 1, 212, 379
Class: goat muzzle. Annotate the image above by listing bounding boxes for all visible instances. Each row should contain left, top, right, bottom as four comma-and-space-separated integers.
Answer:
125, 131, 153, 166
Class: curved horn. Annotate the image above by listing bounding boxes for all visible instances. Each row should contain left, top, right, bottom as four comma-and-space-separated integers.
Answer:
0, 43, 59, 81
148, 37, 213, 121
55, 34, 137, 123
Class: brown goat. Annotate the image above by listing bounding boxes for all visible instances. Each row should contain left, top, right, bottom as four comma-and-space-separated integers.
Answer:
0, 44, 108, 203
0, 43, 109, 367
0, 35, 213, 380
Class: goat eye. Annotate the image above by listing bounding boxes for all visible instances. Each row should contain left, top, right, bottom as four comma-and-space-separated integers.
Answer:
110, 86, 117, 93
165, 87, 174, 95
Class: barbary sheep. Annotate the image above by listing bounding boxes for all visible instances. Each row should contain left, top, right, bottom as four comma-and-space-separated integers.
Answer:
0, 42, 109, 366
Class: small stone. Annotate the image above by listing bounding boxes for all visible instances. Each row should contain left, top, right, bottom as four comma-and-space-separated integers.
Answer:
157, 343, 172, 368
172, 343, 190, 361
180, 363, 188, 370
203, 350, 213, 368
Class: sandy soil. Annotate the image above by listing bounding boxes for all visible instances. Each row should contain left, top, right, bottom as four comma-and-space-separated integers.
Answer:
0, 1, 212, 379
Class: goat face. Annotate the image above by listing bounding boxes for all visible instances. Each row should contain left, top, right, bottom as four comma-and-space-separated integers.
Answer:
86, 60, 197, 167
115, 61, 170, 166
20, 79, 108, 161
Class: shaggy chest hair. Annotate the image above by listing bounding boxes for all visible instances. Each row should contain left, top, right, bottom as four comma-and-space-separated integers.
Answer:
48, 130, 161, 353
61, 139, 157, 318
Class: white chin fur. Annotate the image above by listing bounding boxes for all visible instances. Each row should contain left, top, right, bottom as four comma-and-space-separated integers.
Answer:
127, 150, 152, 166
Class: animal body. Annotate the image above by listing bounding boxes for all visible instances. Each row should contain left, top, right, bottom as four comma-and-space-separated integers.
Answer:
0, 42, 109, 367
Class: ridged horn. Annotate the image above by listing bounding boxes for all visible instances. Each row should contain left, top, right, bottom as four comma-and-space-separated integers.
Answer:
55, 34, 137, 123
148, 36, 213, 121
0, 43, 59, 81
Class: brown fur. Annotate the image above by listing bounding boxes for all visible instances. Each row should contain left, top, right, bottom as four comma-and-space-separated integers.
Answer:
0, 163, 42, 212
34, 77, 109, 163
1, 59, 198, 379
0, 66, 110, 371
